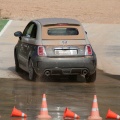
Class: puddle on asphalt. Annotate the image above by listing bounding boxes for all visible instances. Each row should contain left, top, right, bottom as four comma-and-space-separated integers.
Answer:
0, 70, 120, 120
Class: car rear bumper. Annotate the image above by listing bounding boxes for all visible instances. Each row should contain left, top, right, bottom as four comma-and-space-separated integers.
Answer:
33, 56, 97, 76
43, 68, 89, 76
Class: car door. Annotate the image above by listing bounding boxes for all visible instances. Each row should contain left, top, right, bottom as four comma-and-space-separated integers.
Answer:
19, 22, 37, 71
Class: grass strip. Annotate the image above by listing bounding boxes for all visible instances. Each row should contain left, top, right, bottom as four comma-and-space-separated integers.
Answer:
0, 19, 9, 32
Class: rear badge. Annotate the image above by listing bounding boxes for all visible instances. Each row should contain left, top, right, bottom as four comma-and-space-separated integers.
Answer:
62, 40, 67, 45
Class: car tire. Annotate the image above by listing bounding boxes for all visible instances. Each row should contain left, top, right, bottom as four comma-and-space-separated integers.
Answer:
28, 59, 37, 81
14, 51, 21, 72
85, 71, 96, 83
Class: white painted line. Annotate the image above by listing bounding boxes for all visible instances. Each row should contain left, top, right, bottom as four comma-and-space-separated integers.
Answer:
0, 20, 12, 37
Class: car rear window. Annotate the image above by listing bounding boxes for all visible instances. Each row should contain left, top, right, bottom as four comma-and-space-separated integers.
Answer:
48, 28, 79, 36
42, 25, 85, 40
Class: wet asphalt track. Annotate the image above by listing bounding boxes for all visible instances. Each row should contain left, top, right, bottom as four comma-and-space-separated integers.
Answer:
0, 21, 120, 120
0, 69, 120, 120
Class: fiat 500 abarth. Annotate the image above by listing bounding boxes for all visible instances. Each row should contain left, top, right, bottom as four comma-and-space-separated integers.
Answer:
14, 18, 97, 82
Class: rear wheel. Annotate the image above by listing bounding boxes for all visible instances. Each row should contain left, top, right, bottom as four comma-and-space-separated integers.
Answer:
85, 71, 96, 83
28, 59, 37, 81
14, 51, 21, 72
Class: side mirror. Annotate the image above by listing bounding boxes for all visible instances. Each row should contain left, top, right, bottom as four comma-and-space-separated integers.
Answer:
14, 31, 23, 37
85, 31, 87, 34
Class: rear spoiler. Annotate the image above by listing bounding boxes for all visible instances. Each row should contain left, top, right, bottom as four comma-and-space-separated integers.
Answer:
43, 23, 80, 27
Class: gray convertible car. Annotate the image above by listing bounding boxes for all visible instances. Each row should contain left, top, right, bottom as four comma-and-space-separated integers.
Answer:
14, 18, 97, 82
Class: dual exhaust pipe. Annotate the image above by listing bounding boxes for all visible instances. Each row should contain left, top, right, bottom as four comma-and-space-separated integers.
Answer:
82, 69, 89, 76
44, 69, 89, 76
44, 70, 51, 76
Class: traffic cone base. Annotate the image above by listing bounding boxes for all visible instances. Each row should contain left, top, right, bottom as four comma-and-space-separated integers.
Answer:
10, 118, 27, 120
106, 109, 120, 119
37, 114, 52, 119
88, 116, 102, 120
64, 108, 80, 119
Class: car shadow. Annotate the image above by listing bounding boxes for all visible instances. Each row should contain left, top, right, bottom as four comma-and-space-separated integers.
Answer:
8, 66, 30, 81
105, 73, 120, 81
9, 67, 120, 83
96, 69, 120, 81
42, 75, 86, 83
8, 67, 86, 83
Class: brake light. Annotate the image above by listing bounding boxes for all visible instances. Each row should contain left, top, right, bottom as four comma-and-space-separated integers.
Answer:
38, 46, 46, 56
85, 45, 92, 55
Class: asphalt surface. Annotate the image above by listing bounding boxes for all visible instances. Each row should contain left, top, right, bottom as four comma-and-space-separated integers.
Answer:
0, 70, 120, 120
0, 21, 120, 120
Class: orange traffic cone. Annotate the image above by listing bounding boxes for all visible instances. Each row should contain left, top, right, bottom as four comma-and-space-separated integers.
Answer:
37, 94, 52, 119
11, 106, 27, 118
88, 95, 102, 120
63, 107, 80, 119
106, 109, 120, 119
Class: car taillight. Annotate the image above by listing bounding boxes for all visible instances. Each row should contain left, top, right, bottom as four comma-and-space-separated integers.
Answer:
85, 45, 92, 55
38, 46, 46, 56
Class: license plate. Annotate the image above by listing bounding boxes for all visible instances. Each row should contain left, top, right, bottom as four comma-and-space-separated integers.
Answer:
55, 50, 77, 55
